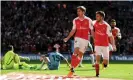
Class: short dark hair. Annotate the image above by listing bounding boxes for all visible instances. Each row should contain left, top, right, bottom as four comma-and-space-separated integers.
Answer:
96, 11, 105, 18
52, 47, 56, 52
77, 6, 86, 12
111, 19, 116, 22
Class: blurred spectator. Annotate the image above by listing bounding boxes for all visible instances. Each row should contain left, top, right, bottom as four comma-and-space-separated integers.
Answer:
1, 1, 133, 55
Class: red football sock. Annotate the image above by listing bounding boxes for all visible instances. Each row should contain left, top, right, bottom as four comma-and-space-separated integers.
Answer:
71, 54, 81, 68
95, 64, 99, 75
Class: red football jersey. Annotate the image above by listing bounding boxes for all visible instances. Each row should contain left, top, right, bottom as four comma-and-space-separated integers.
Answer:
112, 27, 120, 40
72, 16, 93, 40
93, 20, 112, 46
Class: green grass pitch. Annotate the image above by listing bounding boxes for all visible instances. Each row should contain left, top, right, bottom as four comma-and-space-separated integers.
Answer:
1, 61, 133, 80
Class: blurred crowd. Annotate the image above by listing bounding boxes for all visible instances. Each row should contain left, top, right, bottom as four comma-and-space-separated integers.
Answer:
1, 1, 133, 55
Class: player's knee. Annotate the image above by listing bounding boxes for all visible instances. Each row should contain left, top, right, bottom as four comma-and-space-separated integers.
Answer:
78, 52, 83, 58
14, 54, 20, 63
74, 47, 80, 54
20, 62, 26, 65
14, 54, 19, 59
96, 60, 100, 64
44, 57, 49, 63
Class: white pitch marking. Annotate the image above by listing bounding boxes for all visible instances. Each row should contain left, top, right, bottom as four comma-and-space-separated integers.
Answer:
74, 78, 80, 80
82, 79, 88, 80
42, 76, 47, 79
27, 75, 33, 79
57, 76, 62, 80
35, 75, 41, 79
16, 74, 25, 80
0, 75, 7, 80
65, 78, 71, 80
50, 76, 55, 80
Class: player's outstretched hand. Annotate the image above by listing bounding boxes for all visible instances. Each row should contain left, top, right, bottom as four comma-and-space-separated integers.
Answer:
63, 38, 68, 42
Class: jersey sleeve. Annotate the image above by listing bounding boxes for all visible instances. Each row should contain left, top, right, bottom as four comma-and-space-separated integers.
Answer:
45, 53, 49, 57
89, 19, 93, 30
58, 53, 65, 59
92, 20, 96, 26
106, 23, 112, 37
117, 28, 121, 38
72, 19, 76, 30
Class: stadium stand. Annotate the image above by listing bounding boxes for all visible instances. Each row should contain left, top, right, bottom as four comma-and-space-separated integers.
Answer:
1, 1, 133, 55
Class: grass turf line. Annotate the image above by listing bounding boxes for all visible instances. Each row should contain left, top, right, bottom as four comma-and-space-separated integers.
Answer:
1, 61, 133, 80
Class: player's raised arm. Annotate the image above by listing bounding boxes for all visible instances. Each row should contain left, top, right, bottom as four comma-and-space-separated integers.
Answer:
63, 19, 76, 42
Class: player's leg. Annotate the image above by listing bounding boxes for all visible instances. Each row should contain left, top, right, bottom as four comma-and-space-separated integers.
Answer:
95, 55, 101, 77
14, 54, 30, 69
70, 47, 82, 68
37, 57, 50, 70
102, 46, 110, 69
79, 42, 94, 68
71, 40, 88, 68
14, 54, 37, 70
88, 42, 95, 67
19, 56, 30, 61
68, 38, 88, 77
68, 47, 84, 77
1, 57, 4, 69
4, 53, 15, 69
4, 61, 14, 69
109, 44, 113, 60
90, 53, 95, 67
13, 63, 19, 69
78, 56, 84, 67
70, 38, 82, 69
20, 62, 37, 70
94, 46, 102, 77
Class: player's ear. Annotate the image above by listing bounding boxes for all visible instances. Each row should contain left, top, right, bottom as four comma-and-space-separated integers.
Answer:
83, 11, 85, 15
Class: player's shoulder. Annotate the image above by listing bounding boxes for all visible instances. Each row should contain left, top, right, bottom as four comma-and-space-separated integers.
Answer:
56, 52, 62, 55
84, 16, 92, 20
114, 27, 120, 30
48, 52, 55, 55
85, 16, 91, 20
73, 17, 79, 21
92, 20, 97, 25
103, 21, 109, 25
73, 17, 78, 23
114, 27, 120, 32
103, 21, 110, 27
8, 50, 14, 53
57, 52, 64, 56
